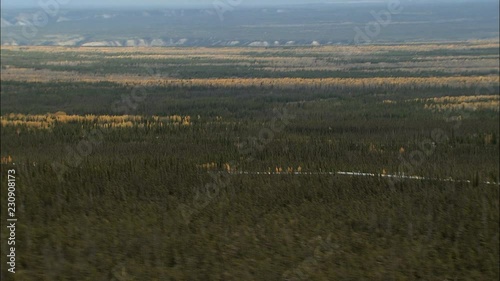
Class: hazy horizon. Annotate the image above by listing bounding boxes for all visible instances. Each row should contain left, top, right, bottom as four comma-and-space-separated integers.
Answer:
2, 0, 497, 9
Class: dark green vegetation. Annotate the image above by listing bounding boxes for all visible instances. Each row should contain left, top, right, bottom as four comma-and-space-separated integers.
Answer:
1, 44, 499, 280
1, 47, 499, 79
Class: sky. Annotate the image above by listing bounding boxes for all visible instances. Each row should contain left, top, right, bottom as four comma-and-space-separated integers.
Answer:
3, 0, 311, 8
1, 0, 491, 8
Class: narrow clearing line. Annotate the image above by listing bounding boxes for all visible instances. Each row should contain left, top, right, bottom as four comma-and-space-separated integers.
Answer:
210, 171, 500, 186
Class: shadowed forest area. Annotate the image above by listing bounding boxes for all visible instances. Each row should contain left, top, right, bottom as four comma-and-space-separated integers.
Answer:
0, 40, 499, 279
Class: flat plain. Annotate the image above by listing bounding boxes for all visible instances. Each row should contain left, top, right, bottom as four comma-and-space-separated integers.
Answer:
1, 40, 499, 280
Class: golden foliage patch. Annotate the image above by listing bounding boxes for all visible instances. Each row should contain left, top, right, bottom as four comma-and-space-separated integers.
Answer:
1, 113, 192, 130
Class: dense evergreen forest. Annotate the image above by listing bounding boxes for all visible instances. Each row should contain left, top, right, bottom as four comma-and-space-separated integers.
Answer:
1, 42, 499, 280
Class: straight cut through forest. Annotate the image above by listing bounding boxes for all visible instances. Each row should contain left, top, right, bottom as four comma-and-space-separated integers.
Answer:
1, 41, 499, 280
